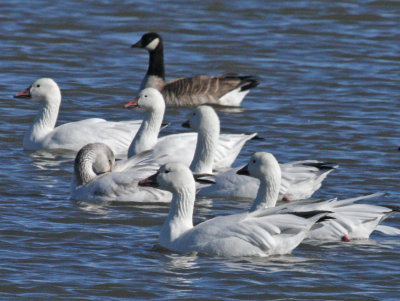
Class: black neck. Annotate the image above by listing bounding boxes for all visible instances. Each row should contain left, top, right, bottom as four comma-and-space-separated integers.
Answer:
148, 46, 165, 80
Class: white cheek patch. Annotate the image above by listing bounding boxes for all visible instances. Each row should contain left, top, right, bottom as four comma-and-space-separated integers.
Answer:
145, 38, 160, 50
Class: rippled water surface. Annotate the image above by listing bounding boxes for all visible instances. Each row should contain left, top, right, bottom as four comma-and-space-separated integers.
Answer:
1, 0, 399, 299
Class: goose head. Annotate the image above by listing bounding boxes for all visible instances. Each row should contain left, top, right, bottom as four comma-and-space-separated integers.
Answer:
14, 78, 61, 103
182, 105, 220, 134
124, 87, 165, 112
91, 145, 115, 175
238, 152, 282, 210
140, 162, 195, 193
131, 32, 162, 52
238, 152, 281, 181
74, 143, 115, 185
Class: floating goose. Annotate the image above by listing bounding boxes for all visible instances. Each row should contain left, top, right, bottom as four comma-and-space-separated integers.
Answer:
14, 78, 141, 157
125, 88, 256, 170
139, 162, 328, 256
182, 105, 336, 201
237, 152, 400, 241
71, 142, 170, 202
131, 32, 259, 106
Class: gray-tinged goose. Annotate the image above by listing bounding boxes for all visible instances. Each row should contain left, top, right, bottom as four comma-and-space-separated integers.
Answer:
131, 32, 259, 107
71, 143, 171, 202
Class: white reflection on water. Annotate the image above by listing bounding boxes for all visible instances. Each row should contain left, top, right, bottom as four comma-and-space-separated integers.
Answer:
164, 253, 200, 270
30, 149, 74, 170
75, 201, 113, 215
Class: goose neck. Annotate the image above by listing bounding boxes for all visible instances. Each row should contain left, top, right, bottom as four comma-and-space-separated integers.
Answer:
74, 149, 98, 185
159, 186, 195, 245
190, 126, 219, 174
250, 177, 280, 212
148, 47, 165, 80
128, 107, 164, 157
25, 98, 60, 146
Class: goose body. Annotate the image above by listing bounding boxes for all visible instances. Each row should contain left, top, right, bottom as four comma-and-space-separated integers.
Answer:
125, 88, 256, 169
238, 152, 399, 241
198, 160, 337, 201
181, 105, 336, 201
132, 32, 259, 107
140, 162, 326, 257
71, 143, 170, 202
14, 78, 141, 157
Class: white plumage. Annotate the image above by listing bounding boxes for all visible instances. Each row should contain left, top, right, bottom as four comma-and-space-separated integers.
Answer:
181, 105, 336, 201
141, 162, 325, 256
125, 88, 256, 169
239, 152, 399, 241
14, 78, 141, 157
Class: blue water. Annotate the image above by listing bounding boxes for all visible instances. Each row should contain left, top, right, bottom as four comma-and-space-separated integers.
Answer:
1, 0, 399, 299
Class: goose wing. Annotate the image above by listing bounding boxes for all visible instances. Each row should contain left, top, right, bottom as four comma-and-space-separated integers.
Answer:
47, 119, 141, 156
183, 211, 315, 256
162, 74, 258, 106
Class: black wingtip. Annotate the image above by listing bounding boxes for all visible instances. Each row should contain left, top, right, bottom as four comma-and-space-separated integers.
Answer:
251, 134, 264, 141
382, 205, 400, 212
223, 74, 260, 91
239, 76, 260, 91
315, 215, 336, 223
290, 210, 332, 220
302, 162, 338, 171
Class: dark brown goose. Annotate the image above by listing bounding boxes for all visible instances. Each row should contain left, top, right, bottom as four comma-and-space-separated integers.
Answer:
131, 32, 259, 107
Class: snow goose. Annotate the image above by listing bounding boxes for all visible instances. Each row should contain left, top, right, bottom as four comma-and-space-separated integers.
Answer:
71, 142, 170, 202
237, 152, 400, 241
125, 88, 256, 170
139, 162, 328, 256
131, 32, 259, 106
182, 105, 336, 201
14, 78, 141, 156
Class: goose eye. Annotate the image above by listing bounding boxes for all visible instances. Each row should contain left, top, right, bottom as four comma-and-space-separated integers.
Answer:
144, 95, 148, 98
164, 169, 170, 174
192, 113, 196, 116
36, 84, 40, 88
252, 160, 256, 163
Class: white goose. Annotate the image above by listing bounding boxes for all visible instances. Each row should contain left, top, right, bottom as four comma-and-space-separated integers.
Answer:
71, 143, 171, 202
125, 88, 256, 170
139, 162, 328, 256
131, 32, 259, 106
183, 105, 336, 201
14, 78, 141, 156
237, 152, 400, 241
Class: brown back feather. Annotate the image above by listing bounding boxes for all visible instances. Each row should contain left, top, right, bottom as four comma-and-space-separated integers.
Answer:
161, 75, 246, 106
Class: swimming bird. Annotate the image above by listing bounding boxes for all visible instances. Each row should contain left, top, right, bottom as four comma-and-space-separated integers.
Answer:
125, 88, 256, 170
139, 162, 328, 256
71, 142, 170, 202
131, 32, 259, 106
182, 105, 336, 201
237, 152, 400, 241
14, 78, 141, 157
